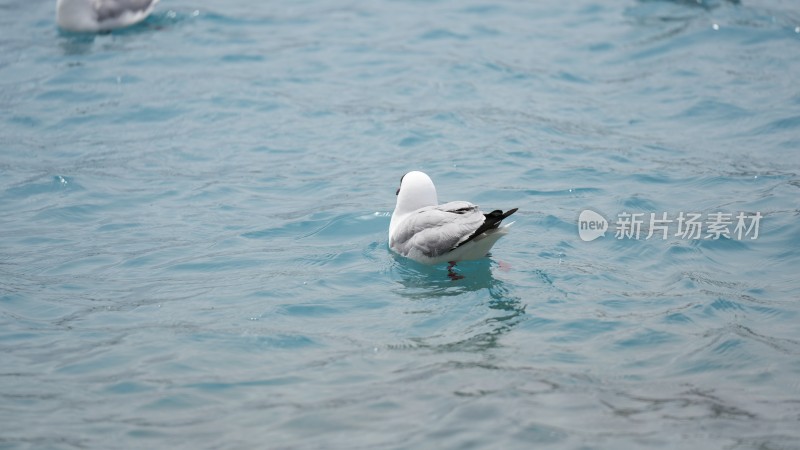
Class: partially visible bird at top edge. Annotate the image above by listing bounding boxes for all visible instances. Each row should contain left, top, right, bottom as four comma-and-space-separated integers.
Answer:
56, 0, 159, 33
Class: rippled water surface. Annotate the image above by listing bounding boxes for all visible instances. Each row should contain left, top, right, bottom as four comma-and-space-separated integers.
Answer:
2, 0, 800, 448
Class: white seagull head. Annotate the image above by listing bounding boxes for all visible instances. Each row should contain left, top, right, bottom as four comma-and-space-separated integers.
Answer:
390, 171, 438, 235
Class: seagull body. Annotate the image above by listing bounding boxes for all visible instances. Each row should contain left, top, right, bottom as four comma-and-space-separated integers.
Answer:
389, 171, 517, 265
56, 0, 159, 33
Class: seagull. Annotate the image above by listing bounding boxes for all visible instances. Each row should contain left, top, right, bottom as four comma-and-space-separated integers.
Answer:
56, 0, 159, 33
389, 171, 517, 268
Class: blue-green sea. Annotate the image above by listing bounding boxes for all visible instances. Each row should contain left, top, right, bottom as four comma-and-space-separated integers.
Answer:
2, 0, 800, 448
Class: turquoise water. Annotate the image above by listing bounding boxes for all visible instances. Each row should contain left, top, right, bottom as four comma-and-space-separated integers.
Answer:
2, 0, 800, 448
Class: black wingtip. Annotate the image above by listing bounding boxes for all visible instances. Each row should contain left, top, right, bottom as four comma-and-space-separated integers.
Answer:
484, 208, 517, 222
499, 208, 518, 221
455, 207, 519, 249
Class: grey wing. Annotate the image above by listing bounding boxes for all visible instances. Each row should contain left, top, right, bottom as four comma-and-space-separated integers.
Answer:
392, 202, 484, 258
96, 0, 155, 21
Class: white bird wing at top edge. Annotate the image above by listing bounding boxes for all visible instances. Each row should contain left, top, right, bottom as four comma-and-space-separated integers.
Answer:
391, 201, 485, 258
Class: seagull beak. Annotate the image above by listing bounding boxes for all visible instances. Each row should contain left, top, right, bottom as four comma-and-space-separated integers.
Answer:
396, 187, 400, 195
